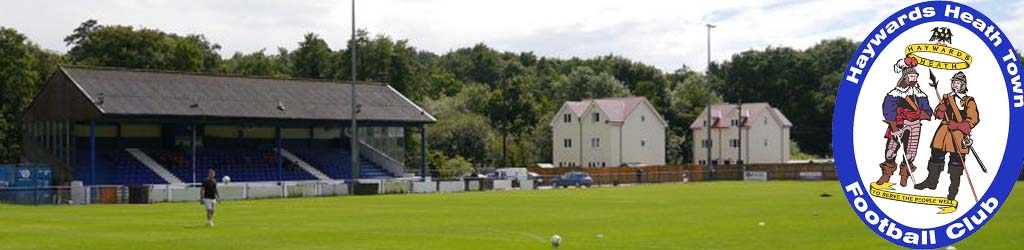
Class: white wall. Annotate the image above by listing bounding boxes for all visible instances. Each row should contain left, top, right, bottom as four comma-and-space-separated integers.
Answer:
554, 100, 666, 167
580, 105, 616, 167
691, 106, 790, 165
621, 101, 666, 166
551, 105, 582, 167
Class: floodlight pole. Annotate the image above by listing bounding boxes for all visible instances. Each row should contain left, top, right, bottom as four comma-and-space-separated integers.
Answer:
706, 23, 715, 181
350, 0, 360, 186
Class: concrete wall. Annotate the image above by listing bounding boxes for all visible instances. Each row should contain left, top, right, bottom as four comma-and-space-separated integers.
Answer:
412, 181, 437, 193
286, 183, 318, 197
318, 182, 349, 196
465, 180, 480, 191
517, 178, 535, 190
437, 181, 464, 193
381, 180, 411, 194
147, 185, 167, 203
132, 178, 543, 204
218, 185, 246, 200
247, 184, 284, 199
492, 180, 512, 190
168, 186, 200, 202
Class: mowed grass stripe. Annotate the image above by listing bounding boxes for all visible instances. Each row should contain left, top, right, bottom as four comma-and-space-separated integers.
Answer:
0, 181, 1021, 249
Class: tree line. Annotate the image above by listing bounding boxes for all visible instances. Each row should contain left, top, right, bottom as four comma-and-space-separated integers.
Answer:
5, 20, 1013, 175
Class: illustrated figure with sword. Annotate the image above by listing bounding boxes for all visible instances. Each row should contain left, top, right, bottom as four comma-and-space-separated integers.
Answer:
878, 57, 932, 187
916, 71, 983, 201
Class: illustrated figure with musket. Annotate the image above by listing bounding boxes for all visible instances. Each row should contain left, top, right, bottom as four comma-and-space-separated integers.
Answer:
915, 71, 981, 201
878, 57, 932, 187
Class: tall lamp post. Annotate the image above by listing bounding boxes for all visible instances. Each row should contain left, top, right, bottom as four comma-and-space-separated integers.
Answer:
705, 23, 715, 181
350, 0, 360, 187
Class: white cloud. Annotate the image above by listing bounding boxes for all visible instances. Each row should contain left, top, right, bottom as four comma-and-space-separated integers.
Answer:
0, 0, 1018, 72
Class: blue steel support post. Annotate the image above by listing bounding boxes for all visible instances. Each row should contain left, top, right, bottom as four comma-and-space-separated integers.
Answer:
190, 125, 196, 184
420, 125, 427, 181
276, 127, 283, 184
89, 119, 96, 185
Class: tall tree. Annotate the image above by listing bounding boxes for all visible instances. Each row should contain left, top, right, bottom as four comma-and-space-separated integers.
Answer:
437, 43, 504, 87
64, 19, 220, 71
667, 74, 720, 164
290, 33, 336, 79
486, 75, 539, 168
708, 38, 856, 156
338, 31, 427, 100
0, 27, 62, 163
218, 48, 291, 77
551, 66, 631, 104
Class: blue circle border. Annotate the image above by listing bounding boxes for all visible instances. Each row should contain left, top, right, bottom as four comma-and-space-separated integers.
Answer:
834, 1, 1024, 248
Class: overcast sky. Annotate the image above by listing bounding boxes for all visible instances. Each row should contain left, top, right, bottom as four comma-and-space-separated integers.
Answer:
2, 0, 1021, 72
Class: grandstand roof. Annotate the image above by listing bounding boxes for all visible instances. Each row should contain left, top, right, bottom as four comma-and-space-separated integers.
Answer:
25, 66, 436, 124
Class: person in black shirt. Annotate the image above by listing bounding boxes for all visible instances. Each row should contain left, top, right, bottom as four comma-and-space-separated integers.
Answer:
200, 168, 219, 227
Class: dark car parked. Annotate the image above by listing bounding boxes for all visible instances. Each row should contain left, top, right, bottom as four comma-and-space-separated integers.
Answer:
552, 171, 593, 188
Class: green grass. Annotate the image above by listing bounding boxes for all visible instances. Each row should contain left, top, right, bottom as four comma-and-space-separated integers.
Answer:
1, 181, 1022, 249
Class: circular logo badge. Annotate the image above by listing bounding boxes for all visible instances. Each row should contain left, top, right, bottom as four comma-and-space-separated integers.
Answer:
834, 1, 1023, 248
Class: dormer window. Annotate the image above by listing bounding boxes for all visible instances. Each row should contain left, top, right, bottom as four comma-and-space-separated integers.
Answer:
563, 114, 572, 123
592, 113, 600, 122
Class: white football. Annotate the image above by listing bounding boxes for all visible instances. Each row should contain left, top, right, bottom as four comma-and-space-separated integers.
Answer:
551, 234, 561, 247
222, 175, 231, 184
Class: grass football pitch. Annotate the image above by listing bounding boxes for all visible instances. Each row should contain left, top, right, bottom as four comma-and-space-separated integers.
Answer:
1, 181, 1022, 249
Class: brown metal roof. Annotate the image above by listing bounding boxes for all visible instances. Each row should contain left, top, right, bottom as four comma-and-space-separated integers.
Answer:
58, 66, 435, 124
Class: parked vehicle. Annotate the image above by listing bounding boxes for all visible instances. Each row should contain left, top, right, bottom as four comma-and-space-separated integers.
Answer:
552, 171, 593, 188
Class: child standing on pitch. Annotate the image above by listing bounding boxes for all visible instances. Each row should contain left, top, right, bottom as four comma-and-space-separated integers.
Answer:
199, 168, 219, 227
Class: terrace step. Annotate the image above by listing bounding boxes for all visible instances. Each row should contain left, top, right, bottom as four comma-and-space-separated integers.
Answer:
280, 148, 333, 181
125, 148, 183, 184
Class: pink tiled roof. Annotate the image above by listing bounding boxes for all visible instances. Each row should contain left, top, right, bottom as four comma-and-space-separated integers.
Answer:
689, 102, 791, 129
561, 96, 650, 123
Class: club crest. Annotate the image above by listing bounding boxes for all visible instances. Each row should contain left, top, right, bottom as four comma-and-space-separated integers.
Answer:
834, 1, 1023, 248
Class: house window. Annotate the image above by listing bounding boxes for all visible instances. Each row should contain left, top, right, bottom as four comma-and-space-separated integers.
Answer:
591, 138, 600, 147
641, 115, 646, 122
641, 139, 647, 147
593, 113, 600, 122
602, 162, 606, 167
764, 117, 768, 125
764, 139, 768, 147
563, 114, 572, 123
564, 138, 573, 148
731, 119, 739, 126
702, 139, 712, 148
730, 139, 739, 148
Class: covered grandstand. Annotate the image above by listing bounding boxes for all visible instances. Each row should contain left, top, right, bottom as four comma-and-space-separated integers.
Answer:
20, 66, 435, 186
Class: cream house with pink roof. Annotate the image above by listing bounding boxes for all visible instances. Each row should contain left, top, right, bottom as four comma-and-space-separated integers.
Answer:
689, 103, 792, 165
550, 97, 666, 167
